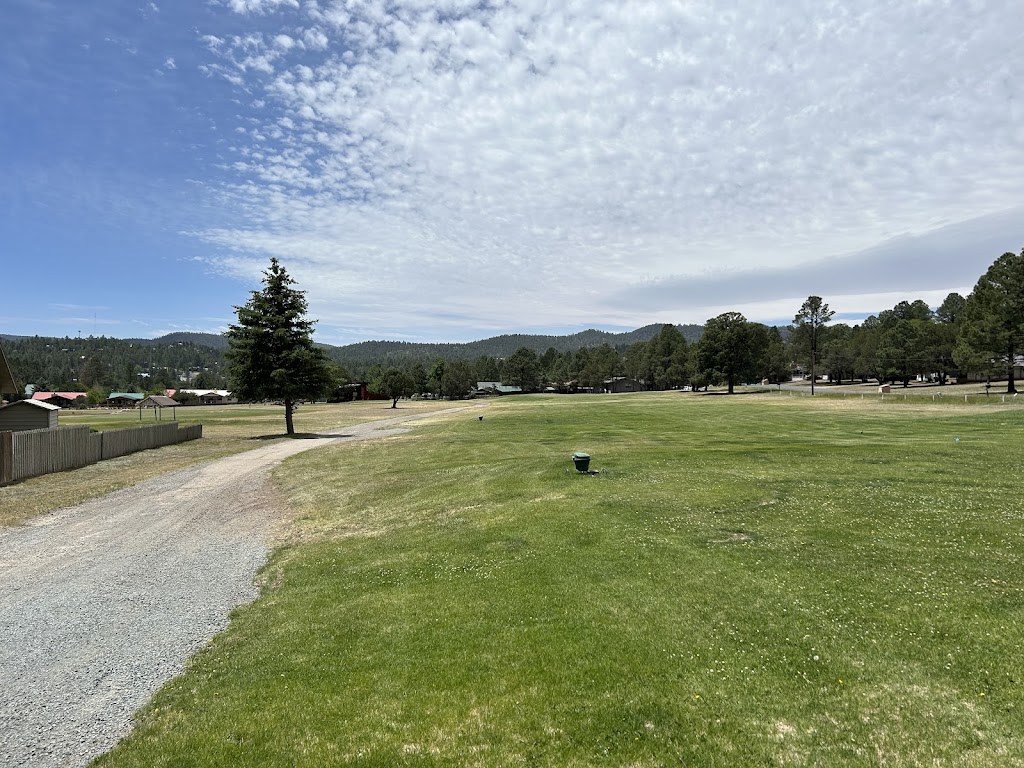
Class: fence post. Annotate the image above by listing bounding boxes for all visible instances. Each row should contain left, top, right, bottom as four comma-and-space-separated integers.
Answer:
0, 431, 12, 486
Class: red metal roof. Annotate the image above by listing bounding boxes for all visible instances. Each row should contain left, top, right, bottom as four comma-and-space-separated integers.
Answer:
31, 391, 87, 401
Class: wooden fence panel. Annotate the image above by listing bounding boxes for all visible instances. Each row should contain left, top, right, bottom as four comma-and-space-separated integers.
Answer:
0, 431, 12, 486
87, 432, 102, 465
3, 426, 95, 484
100, 422, 192, 460
0, 422, 203, 486
177, 424, 203, 442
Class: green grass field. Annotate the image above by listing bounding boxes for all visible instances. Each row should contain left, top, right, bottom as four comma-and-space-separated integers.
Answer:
95, 393, 1024, 766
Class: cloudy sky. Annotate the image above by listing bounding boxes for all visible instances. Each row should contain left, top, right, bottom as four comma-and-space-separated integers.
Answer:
2, 0, 1022, 344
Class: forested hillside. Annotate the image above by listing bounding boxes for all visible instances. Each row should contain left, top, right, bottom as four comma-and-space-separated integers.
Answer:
327, 324, 704, 370
2, 335, 228, 393
0, 324, 703, 392
128, 332, 231, 351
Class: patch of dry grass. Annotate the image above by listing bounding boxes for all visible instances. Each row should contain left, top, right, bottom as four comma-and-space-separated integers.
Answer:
0, 400, 459, 527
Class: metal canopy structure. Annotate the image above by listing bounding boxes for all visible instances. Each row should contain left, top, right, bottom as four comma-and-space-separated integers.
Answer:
0, 340, 17, 397
138, 395, 180, 421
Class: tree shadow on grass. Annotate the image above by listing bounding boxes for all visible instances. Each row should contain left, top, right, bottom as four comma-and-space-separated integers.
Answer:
696, 390, 773, 396
248, 433, 349, 441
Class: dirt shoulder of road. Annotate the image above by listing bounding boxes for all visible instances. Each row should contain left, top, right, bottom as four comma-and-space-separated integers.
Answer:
0, 400, 473, 528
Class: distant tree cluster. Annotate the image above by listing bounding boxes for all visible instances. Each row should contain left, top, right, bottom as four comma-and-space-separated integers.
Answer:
8, 250, 1022, 405
688, 249, 1023, 394
3, 335, 227, 394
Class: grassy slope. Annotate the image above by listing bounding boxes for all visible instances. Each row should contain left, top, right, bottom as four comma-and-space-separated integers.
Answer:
0, 400, 456, 527
96, 394, 1024, 766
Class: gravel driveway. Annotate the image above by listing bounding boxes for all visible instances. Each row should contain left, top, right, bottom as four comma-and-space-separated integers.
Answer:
0, 409, 469, 768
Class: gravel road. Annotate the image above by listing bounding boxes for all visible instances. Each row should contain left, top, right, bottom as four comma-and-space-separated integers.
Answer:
0, 409, 468, 768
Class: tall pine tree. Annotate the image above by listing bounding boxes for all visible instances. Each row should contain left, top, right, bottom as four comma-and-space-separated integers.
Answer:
226, 259, 335, 434
955, 249, 1024, 394
792, 296, 834, 395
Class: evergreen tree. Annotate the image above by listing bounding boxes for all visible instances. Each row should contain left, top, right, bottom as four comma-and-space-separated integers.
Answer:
503, 347, 542, 392
225, 258, 335, 434
955, 250, 1024, 394
876, 319, 921, 386
427, 359, 446, 397
409, 362, 428, 395
792, 296, 834, 395
580, 343, 620, 389
441, 359, 476, 399
760, 326, 791, 386
935, 292, 966, 325
81, 355, 106, 388
696, 312, 762, 394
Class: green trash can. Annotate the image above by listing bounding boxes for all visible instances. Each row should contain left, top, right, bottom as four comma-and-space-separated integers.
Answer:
571, 452, 591, 472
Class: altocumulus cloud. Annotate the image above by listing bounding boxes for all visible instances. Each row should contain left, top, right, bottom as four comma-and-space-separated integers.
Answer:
196, 0, 1024, 341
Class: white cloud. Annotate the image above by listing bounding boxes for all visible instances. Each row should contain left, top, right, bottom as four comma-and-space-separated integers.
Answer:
193, 0, 1024, 342
49, 303, 111, 312
272, 34, 295, 50
301, 26, 329, 50
221, 0, 299, 14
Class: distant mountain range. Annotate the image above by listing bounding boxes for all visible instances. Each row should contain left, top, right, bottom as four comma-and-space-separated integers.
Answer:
3, 324, 704, 362
324, 324, 705, 368
1, 325, 708, 387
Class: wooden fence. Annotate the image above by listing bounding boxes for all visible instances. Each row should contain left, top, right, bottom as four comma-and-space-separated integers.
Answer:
0, 422, 202, 486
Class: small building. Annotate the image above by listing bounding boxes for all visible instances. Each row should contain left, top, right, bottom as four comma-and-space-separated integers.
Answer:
32, 391, 87, 408
603, 377, 643, 394
475, 381, 523, 395
957, 356, 1024, 384
104, 392, 145, 408
178, 389, 237, 405
0, 399, 59, 432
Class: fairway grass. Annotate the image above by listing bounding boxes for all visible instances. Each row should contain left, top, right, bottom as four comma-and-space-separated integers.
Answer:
0, 400, 456, 527
95, 394, 1024, 766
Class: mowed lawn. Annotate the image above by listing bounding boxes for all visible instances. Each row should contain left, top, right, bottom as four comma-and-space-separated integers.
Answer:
96, 393, 1024, 767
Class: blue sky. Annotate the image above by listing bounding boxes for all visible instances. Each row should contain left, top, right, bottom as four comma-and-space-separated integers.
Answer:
2, 0, 1022, 345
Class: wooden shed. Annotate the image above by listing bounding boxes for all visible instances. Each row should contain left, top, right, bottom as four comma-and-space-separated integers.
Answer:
0, 399, 59, 432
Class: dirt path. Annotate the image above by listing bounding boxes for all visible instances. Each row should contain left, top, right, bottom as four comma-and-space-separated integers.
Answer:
0, 407, 476, 768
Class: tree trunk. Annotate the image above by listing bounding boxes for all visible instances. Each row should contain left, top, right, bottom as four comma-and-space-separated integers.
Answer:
285, 398, 294, 435
391, 397, 398, 408
1008, 343, 1017, 394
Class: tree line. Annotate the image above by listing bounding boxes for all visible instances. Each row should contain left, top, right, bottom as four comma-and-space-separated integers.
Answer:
7, 249, 1023, 409
363, 249, 1024, 399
